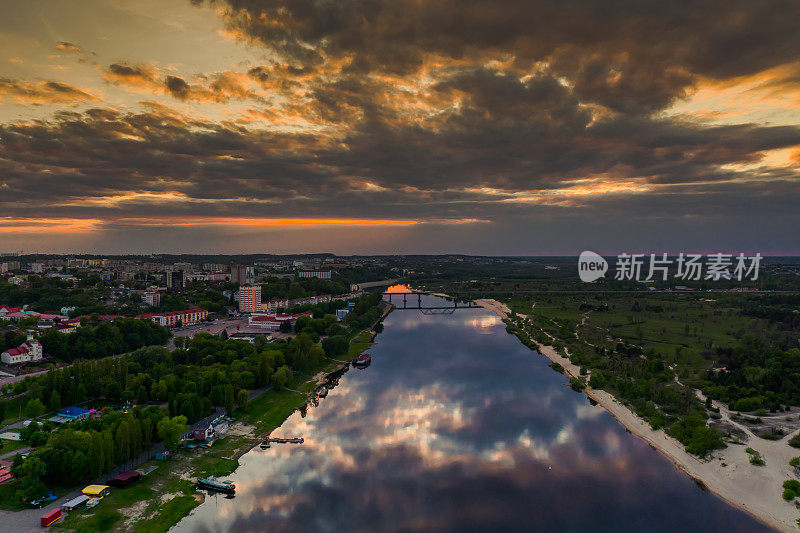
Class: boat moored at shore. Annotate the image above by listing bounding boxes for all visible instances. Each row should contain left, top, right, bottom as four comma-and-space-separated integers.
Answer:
197, 476, 236, 493
352, 353, 372, 368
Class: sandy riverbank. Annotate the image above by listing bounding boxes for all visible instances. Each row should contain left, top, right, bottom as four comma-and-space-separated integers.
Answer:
477, 298, 799, 532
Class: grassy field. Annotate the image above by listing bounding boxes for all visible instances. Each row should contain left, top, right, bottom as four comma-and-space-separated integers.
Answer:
0, 479, 25, 511
0, 436, 26, 455
53, 464, 201, 533
347, 330, 374, 358
507, 292, 770, 380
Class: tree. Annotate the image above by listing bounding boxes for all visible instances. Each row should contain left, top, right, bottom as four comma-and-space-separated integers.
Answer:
25, 398, 45, 418
115, 420, 131, 463
29, 432, 48, 447
209, 385, 224, 407
88, 432, 104, 478
142, 417, 154, 448
137, 385, 148, 404
224, 384, 235, 414
236, 389, 248, 411
106, 381, 122, 401
129, 417, 143, 458
322, 335, 348, 358
271, 365, 292, 390
47, 390, 61, 413
15, 456, 47, 502
157, 415, 188, 451
20, 422, 39, 441
257, 355, 272, 387
102, 431, 115, 473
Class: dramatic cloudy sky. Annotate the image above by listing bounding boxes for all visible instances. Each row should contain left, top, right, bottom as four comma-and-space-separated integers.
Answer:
1, 0, 799, 254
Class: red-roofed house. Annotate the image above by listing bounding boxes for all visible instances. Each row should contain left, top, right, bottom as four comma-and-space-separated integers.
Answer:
0, 305, 22, 317
248, 312, 309, 331
1, 334, 43, 365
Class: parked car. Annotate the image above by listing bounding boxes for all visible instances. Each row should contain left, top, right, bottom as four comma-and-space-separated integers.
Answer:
26, 493, 57, 508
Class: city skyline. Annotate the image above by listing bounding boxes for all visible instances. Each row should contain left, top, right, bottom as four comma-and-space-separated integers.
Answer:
1, 0, 800, 255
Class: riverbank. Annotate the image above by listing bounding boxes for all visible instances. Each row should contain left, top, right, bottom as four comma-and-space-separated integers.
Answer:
477, 298, 798, 533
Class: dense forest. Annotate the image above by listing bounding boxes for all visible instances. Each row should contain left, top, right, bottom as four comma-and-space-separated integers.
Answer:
0, 276, 101, 314
38, 318, 171, 362
701, 338, 800, 411
259, 276, 351, 300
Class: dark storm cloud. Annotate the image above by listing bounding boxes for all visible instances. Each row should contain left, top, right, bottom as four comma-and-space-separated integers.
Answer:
200, 0, 800, 112
1, 0, 799, 252
2, 99, 799, 225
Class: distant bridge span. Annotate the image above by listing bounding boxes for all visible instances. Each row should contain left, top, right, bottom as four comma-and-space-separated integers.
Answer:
354, 279, 400, 290
384, 291, 479, 312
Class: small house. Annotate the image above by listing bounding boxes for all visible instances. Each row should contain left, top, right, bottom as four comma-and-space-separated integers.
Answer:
108, 470, 141, 488
82, 485, 110, 499
57, 407, 91, 422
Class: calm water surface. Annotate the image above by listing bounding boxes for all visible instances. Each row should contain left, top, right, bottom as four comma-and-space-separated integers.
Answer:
174, 296, 766, 532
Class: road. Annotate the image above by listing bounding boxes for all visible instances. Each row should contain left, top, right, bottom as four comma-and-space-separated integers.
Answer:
0, 369, 51, 389
0, 446, 30, 461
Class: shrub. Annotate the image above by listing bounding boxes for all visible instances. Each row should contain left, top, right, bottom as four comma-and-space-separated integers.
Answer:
783, 488, 796, 501
684, 426, 724, 457
760, 428, 785, 440
731, 397, 763, 412
789, 435, 800, 449
746, 447, 765, 466
790, 457, 800, 468
784, 479, 800, 492
569, 377, 585, 391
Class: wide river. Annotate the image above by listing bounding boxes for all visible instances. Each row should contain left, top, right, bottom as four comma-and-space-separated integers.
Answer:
174, 295, 765, 532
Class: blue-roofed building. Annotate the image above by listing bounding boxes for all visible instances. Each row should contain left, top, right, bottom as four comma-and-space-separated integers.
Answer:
57, 407, 90, 421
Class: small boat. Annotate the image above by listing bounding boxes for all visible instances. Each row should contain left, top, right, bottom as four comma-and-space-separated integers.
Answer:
198, 475, 236, 493
352, 353, 372, 368
85, 498, 100, 510
318, 388, 328, 398
269, 437, 304, 444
